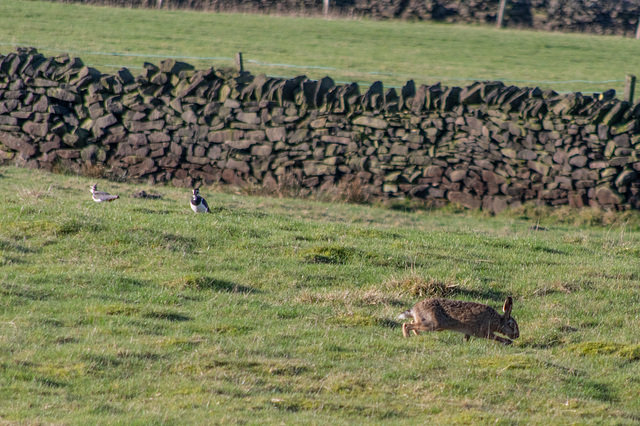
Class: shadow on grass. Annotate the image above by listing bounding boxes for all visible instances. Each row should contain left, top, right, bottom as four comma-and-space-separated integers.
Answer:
302, 245, 360, 264
90, 277, 149, 298
202, 278, 257, 293
377, 318, 401, 329
54, 336, 79, 345
90, 404, 123, 415
57, 218, 105, 235
457, 287, 511, 303
331, 313, 402, 329
83, 353, 122, 368
83, 351, 162, 370
564, 376, 619, 403
41, 318, 65, 327
166, 276, 257, 293
541, 360, 584, 377
0, 283, 53, 301
131, 207, 176, 215
36, 376, 67, 388
533, 246, 565, 255
161, 232, 198, 253
122, 228, 199, 254
518, 336, 564, 350
0, 238, 38, 254
144, 310, 191, 322
0, 255, 24, 265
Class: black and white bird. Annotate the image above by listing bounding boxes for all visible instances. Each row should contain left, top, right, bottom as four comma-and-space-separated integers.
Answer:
190, 188, 210, 213
90, 184, 119, 203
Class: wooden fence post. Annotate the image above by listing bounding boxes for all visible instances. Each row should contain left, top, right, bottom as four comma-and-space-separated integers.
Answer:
323, 0, 329, 19
156, 0, 162, 9
497, 0, 507, 28
625, 74, 636, 103
235, 52, 244, 73
636, 15, 640, 39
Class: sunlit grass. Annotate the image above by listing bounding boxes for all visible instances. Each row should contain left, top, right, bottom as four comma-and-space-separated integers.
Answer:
0, 166, 639, 423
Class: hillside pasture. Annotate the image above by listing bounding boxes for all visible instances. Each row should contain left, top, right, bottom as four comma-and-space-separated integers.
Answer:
2, 1, 640, 422
0, 166, 639, 423
2, 0, 640, 94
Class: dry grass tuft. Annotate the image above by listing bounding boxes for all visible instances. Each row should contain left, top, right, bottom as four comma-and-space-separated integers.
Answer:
238, 173, 303, 199
295, 276, 461, 310
317, 177, 371, 204
17, 185, 53, 201
239, 172, 372, 205
80, 163, 109, 179
532, 279, 584, 297
296, 274, 462, 310
384, 273, 459, 298
296, 288, 402, 308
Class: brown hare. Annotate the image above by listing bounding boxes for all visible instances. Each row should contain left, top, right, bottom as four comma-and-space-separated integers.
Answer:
397, 297, 519, 345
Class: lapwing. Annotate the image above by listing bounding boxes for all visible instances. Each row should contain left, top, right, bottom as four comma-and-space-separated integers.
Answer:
90, 184, 119, 203
190, 188, 210, 213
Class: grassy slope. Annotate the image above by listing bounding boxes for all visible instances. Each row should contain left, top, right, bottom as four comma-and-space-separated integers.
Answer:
1, 166, 640, 424
2, 0, 640, 93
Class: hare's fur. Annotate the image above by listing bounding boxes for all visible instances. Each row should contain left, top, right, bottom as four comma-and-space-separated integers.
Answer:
398, 297, 519, 345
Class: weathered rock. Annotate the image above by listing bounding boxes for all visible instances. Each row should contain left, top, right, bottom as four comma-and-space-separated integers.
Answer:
225, 139, 254, 150
528, 161, 549, 176
0, 133, 36, 157
159, 59, 194, 75
424, 165, 443, 178
266, 127, 287, 142
353, 116, 387, 129
55, 149, 80, 159
47, 87, 78, 103
568, 155, 588, 167
226, 158, 250, 173
596, 186, 623, 205
615, 169, 637, 187
447, 191, 482, 209
450, 169, 467, 182
251, 144, 272, 157
94, 114, 118, 132
23, 121, 49, 138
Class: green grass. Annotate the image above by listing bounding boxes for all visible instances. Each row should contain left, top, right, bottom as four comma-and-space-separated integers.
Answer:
1, 165, 640, 423
2, 0, 640, 94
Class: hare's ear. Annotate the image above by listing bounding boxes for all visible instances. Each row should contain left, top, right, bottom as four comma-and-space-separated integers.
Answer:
503, 297, 513, 318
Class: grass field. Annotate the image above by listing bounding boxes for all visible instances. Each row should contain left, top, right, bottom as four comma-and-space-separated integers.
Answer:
1, 165, 640, 424
2, 0, 640, 94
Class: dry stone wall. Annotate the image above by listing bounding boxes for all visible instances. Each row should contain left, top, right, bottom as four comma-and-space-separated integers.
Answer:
1, 47, 640, 211
47, 0, 640, 36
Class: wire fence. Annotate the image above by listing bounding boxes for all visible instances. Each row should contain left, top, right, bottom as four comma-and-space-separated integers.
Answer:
0, 41, 627, 95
